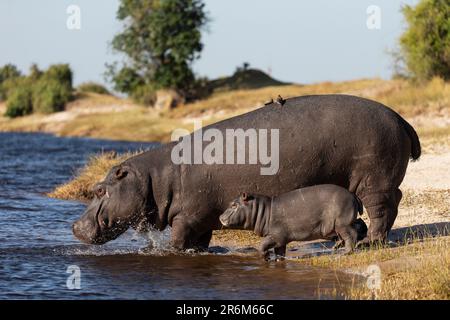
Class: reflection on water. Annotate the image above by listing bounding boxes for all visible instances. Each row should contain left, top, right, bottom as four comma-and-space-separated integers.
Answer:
0, 133, 361, 299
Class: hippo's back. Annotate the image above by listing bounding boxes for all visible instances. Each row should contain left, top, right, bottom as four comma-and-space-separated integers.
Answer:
179, 94, 416, 222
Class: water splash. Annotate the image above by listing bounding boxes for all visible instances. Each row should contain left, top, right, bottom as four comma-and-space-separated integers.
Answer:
137, 227, 173, 254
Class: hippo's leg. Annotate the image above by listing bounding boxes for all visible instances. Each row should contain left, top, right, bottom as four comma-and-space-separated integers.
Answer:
332, 239, 344, 250
336, 226, 357, 255
170, 218, 196, 250
274, 245, 286, 260
353, 218, 368, 241
194, 230, 213, 251
359, 189, 401, 243
259, 236, 277, 261
388, 189, 402, 231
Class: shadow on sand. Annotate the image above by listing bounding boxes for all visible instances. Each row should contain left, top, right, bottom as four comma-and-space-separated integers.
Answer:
285, 222, 450, 260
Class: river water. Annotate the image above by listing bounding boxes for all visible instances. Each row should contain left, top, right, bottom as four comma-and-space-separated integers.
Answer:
0, 132, 361, 299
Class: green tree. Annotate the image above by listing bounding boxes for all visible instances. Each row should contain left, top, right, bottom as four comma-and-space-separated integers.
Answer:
399, 0, 450, 80
0, 64, 21, 83
29, 63, 43, 81
109, 0, 208, 100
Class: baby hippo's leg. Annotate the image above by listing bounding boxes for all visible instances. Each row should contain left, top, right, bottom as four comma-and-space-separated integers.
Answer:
332, 239, 344, 250
259, 236, 277, 261
274, 245, 287, 261
336, 225, 358, 255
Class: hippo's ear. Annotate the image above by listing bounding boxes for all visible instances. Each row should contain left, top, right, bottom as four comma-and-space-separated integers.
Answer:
115, 166, 128, 180
240, 192, 248, 201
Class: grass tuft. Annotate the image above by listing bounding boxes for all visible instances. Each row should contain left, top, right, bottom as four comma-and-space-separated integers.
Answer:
48, 151, 141, 201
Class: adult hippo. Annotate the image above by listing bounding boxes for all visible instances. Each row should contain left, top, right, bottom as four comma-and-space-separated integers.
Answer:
73, 94, 421, 249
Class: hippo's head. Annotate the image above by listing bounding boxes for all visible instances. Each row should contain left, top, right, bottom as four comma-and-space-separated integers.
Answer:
219, 192, 255, 229
72, 163, 154, 244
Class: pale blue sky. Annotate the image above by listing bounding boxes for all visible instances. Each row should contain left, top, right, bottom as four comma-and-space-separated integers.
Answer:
0, 0, 418, 86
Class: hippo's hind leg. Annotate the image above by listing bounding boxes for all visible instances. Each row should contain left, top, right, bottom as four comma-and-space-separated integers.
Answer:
359, 189, 402, 244
335, 225, 357, 255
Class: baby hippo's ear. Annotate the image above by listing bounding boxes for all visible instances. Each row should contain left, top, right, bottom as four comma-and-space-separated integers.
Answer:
240, 192, 248, 201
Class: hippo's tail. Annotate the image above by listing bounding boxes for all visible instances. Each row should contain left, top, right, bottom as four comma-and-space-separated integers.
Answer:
399, 115, 421, 161
354, 195, 364, 215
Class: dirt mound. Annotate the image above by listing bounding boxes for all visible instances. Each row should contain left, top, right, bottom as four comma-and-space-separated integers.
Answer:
208, 68, 288, 93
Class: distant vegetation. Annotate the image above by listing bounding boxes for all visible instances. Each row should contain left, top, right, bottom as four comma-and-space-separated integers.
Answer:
398, 0, 450, 81
0, 63, 73, 118
107, 0, 209, 104
1, 0, 448, 118
208, 65, 288, 93
77, 82, 110, 95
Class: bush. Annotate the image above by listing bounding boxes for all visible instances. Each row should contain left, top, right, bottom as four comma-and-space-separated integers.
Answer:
1, 63, 75, 116
1, 77, 23, 101
131, 84, 156, 106
5, 85, 32, 118
0, 64, 22, 101
77, 82, 110, 95
29, 64, 43, 81
0, 64, 21, 84
43, 64, 73, 88
399, 0, 450, 81
31, 64, 73, 114
32, 79, 72, 114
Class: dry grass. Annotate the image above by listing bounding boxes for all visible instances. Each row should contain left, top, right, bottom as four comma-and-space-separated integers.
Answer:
211, 229, 261, 247
1, 78, 449, 142
48, 151, 141, 201
301, 236, 450, 300
167, 77, 450, 119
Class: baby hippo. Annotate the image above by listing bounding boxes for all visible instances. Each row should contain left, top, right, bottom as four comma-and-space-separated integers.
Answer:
219, 184, 366, 259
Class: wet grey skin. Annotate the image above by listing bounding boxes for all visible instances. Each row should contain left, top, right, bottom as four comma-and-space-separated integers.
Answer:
220, 185, 366, 260
73, 94, 420, 250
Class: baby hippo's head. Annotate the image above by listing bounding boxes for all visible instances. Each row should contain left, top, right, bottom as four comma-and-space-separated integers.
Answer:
219, 193, 254, 229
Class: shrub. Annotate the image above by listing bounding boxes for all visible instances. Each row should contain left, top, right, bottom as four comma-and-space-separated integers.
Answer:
43, 64, 73, 88
0, 64, 21, 83
131, 84, 156, 106
0, 64, 22, 101
2, 63, 74, 116
32, 79, 72, 114
29, 64, 43, 81
31, 64, 74, 114
77, 82, 110, 95
399, 0, 450, 81
0, 77, 23, 101
5, 85, 32, 118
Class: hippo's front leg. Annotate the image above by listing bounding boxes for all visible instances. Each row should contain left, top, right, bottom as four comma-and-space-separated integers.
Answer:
259, 236, 277, 261
274, 245, 286, 261
170, 216, 196, 250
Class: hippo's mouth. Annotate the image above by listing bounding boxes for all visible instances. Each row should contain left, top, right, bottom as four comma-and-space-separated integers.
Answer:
219, 210, 233, 227
73, 199, 127, 245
